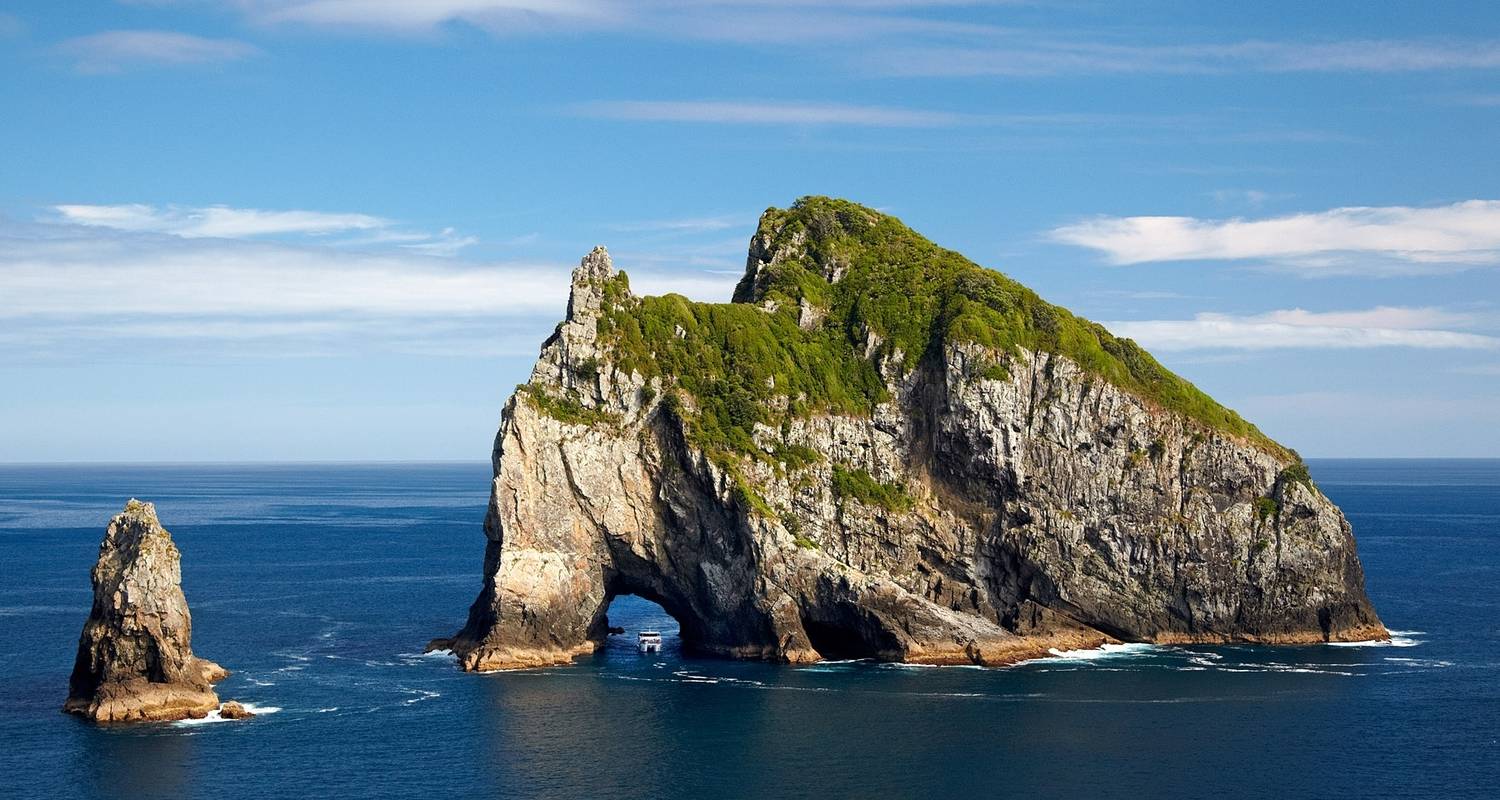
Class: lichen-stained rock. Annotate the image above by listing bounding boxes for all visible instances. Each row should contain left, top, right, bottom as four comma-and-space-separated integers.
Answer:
438, 198, 1386, 672
64, 499, 227, 723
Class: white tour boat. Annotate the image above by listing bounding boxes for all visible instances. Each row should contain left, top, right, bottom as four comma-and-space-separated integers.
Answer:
637, 631, 662, 653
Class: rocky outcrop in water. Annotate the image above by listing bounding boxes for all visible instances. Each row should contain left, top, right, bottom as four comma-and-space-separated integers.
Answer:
218, 701, 254, 720
437, 198, 1386, 671
65, 499, 229, 723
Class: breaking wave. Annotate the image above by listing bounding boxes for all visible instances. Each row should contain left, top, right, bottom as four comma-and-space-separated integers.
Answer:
173, 702, 283, 727
1327, 630, 1423, 648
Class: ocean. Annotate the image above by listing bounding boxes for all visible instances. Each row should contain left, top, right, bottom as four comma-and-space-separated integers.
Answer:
1, 460, 1495, 799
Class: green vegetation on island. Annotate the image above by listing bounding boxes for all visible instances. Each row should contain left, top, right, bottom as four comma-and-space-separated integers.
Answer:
570, 196, 1286, 462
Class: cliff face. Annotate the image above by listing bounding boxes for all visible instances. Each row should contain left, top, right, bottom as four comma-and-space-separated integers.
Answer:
440, 198, 1385, 671
65, 500, 228, 723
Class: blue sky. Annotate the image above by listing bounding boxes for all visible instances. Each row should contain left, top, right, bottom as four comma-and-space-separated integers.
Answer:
3, 1, 1499, 461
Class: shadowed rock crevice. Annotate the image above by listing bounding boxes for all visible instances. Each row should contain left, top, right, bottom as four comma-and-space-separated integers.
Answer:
437, 198, 1386, 672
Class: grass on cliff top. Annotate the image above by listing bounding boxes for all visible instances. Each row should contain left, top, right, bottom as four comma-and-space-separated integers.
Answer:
591, 196, 1288, 462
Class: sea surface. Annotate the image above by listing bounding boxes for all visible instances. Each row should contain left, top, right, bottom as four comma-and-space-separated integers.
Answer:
1, 460, 1496, 799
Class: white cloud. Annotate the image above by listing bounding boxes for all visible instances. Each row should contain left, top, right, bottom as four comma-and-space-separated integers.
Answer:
56, 30, 259, 72
3, 234, 562, 319
226, 2, 1500, 77
241, 1, 997, 42
574, 100, 966, 127
110, 4, 1500, 81
255, 0, 616, 32
0, 216, 739, 358
54, 203, 389, 238
1103, 307, 1500, 351
50, 202, 481, 256
1051, 200, 1500, 272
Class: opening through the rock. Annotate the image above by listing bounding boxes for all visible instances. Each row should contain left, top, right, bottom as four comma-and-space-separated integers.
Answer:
600, 594, 682, 655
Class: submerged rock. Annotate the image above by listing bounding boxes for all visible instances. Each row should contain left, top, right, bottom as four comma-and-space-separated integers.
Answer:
442, 197, 1386, 672
64, 499, 227, 723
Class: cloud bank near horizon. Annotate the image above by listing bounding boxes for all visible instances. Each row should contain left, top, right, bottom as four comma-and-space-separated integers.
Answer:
0, 209, 739, 359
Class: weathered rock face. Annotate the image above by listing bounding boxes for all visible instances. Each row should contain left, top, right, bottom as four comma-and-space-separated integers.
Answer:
440, 199, 1385, 671
65, 499, 228, 723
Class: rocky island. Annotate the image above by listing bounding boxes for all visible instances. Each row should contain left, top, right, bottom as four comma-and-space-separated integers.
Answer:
65, 499, 231, 723
435, 197, 1387, 671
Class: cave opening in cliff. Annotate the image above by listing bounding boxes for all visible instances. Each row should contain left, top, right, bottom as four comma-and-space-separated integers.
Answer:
801, 619, 878, 660
799, 607, 903, 661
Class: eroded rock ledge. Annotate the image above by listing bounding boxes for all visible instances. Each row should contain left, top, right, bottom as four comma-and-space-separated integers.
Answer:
437, 198, 1386, 672
65, 499, 229, 723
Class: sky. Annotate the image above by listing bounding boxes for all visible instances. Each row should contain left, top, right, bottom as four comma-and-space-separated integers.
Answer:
2, 1, 1499, 461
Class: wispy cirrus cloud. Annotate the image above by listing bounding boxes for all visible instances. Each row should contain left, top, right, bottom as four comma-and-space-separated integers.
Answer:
1052, 200, 1500, 274
56, 30, 260, 73
51, 203, 477, 255
574, 99, 967, 127
54, 203, 388, 238
1103, 307, 1499, 351
570, 100, 1210, 132
106, 3, 1500, 82
607, 213, 750, 233
251, 0, 619, 33
879, 38, 1500, 77
238, 1, 1000, 42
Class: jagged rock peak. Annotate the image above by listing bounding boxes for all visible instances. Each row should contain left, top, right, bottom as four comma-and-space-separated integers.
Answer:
566, 245, 621, 321
64, 499, 229, 723
440, 197, 1387, 673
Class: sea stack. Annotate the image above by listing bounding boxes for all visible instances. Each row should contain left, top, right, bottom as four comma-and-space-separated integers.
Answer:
64, 499, 228, 723
438, 197, 1387, 671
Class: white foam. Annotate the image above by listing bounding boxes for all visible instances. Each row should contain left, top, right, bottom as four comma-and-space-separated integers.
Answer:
1212, 664, 1357, 676
1028, 642, 1160, 664
401, 649, 454, 659
173, 702, 282, 726
401, 689, 441, 705
1327, 630, 1422, 648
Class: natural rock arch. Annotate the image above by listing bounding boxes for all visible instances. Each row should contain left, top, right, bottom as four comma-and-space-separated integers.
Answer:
435, 201, 1386, 672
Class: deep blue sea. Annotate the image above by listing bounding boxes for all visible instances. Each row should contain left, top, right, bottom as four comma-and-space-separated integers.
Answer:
1, 460, 1496, 799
